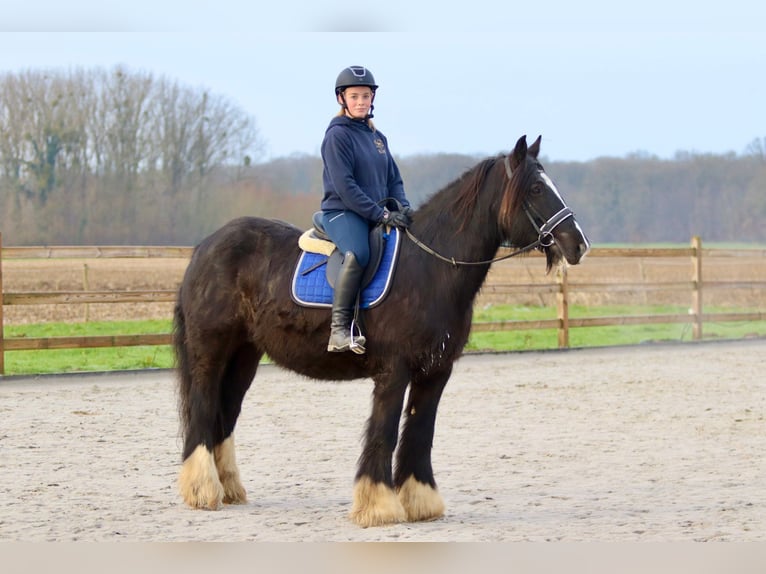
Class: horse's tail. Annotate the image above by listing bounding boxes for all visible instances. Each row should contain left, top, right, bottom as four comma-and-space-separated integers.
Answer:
173, 289, 192, 444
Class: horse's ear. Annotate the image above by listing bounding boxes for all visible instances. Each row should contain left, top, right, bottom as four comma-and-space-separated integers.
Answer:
528, 135, 542, 159
510, 135, 528, 170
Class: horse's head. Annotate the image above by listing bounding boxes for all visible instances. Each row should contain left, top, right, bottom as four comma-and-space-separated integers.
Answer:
499, 135, 590, 271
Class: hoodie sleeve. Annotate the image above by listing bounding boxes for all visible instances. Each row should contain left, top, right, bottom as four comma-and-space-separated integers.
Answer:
322, 126, 387, 222
386, 153, 410, 209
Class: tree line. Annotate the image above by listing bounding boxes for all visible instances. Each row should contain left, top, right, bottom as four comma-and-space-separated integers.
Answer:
0, 66, 260, 244
0, 67, 763, 246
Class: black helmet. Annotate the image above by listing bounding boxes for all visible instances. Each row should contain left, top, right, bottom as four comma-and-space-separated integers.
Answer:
334, 66, 378, 95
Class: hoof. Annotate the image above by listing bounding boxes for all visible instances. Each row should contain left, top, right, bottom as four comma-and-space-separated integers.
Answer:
221, 478, 247, 505
179, 444, 224, 510
397, 475, 445, 522
350, 476, 407, 527
215, 436, 247, 504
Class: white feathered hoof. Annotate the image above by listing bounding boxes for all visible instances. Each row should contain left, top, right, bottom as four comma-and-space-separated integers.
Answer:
214, 436, 247, 504
178, 444, 225, 510
349, 476, 407, 527
397, 475, 445, 522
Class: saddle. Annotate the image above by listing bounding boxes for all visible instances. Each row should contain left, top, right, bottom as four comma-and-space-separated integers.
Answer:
291, 212, 401, 309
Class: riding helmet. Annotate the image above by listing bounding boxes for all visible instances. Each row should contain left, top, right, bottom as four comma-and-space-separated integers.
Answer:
334, 66, 378, 95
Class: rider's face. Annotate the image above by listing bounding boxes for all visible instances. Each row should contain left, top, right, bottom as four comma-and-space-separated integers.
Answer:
339, 87, 373, 119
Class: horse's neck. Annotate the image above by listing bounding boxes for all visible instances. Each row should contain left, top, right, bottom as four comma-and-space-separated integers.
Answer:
412, 171, 506, 306
417, 193, 502, 262
410, 217, 500, 307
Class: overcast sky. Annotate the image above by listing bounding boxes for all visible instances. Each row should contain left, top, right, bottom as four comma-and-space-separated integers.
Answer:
1, 1, 763, 162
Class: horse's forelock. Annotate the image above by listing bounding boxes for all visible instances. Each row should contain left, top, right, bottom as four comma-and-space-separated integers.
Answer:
499, 156, 532, 228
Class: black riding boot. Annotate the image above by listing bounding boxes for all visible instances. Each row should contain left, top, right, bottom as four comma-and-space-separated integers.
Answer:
327, 251, 366, 354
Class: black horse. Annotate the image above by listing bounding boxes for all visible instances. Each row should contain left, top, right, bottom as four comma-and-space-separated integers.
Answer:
174, 135, 590, 527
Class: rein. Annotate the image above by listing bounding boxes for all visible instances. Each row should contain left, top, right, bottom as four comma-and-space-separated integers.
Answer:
401, 155, 573, 268
404, 228, 541, 267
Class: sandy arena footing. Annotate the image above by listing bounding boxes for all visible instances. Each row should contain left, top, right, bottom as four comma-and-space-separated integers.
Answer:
0, 340, 763, 541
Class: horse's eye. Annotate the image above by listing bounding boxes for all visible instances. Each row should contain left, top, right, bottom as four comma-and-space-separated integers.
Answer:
531, 182, 544, 194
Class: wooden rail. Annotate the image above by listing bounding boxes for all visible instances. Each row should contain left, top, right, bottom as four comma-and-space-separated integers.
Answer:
471, 236, 766, 340
3, 290, 178, 305
0, 238, 194, 374
1, 234, 765, 375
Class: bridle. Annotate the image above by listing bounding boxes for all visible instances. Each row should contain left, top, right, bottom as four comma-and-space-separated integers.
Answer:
401, 156, 574, 267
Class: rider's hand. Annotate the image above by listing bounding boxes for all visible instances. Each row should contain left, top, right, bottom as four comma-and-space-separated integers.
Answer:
380, 208, 412, 229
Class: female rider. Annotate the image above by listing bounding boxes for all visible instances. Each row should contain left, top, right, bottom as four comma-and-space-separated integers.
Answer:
320, 65, 413, 354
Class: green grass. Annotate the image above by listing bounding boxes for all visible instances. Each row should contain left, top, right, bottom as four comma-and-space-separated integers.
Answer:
466, 303, 766, 352
2, 306, 764, 376
3, 320, 174, 376
594, 241, 766, 249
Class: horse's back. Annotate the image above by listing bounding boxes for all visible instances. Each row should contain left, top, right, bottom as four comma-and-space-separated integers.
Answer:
194, 216, 299, 255
186, 217, 297, 273
180, 217, 301, 311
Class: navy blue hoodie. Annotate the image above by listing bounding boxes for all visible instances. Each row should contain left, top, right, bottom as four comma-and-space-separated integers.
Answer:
321, 116, 409, 222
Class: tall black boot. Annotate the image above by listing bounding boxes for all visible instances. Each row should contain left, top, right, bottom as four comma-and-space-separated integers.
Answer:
327, 251, 366, 354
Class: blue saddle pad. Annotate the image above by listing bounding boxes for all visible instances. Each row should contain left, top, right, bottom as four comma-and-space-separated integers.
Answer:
291, 228, 401, 309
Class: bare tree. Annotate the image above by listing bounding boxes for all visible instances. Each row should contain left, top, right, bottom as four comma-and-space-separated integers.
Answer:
745, 137, 766, 161
0, 66, 264, 243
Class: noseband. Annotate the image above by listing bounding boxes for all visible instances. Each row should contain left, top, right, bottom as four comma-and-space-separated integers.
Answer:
503, 155, 573, 249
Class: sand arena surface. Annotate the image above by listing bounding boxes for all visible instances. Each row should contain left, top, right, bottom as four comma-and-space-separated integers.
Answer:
0, 340, 763, 541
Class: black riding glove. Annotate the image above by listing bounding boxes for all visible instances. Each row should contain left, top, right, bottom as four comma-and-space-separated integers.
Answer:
380, 208, 412, 229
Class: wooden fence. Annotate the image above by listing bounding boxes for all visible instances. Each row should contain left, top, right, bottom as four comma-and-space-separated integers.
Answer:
1, 233, 765, 374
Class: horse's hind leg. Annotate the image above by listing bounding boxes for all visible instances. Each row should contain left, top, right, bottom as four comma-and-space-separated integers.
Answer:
178, 340, 259, 510
393, 366, 451, 522
214, 345, 261, 504
350, 367, 409, 527
178, 353, 227, 510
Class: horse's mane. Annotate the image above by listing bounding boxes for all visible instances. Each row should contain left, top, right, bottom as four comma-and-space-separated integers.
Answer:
424, 154, 528, 234
451, 157, 498, 230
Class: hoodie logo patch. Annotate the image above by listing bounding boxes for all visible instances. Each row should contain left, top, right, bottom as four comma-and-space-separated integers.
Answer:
374, 138, 386, 154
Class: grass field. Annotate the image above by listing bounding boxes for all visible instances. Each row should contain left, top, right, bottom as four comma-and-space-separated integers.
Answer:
3, 305, 764, 376
2, 248, 764, 375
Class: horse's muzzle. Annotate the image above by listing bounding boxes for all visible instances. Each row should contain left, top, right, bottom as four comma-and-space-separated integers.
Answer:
547, 230, 590, 270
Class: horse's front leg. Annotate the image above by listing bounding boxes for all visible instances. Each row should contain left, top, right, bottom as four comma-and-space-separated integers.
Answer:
350, 368, 409, 527
394, 366, 451, 522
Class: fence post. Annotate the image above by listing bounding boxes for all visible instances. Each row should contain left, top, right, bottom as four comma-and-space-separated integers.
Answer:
0, 231, 4, 375
83, 263, 91, 322
691, 235, 703, 340
557, 264, 569, 348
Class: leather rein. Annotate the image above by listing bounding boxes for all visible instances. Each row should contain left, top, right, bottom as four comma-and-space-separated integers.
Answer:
403, 155, 574, 268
